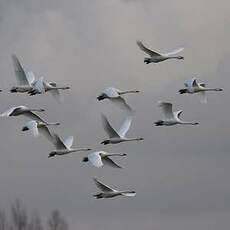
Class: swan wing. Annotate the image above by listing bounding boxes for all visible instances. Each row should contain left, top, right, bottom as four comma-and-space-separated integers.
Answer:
32, 77, 45, 94
162, 47, 184, 56
103, 156, 123, 168
93, 178, 115, 192
25, 71, 35, 86
63, 136, 74, 149
11, 54, 30, 86
26, 120, 39, 137
118, 115, 132, 138
103, 87, 120, 98
110, 97, 133, 114
158, 101, 174, 120
22, 111, 45, 123
88, 152, 103, 168
49, 89, 63, 103
185, 78, 198, 89
101, 114, 120, 138
136, 41, 161, 57
199, 91, 207, 104
52, 133, 67, 150
0, 107, 18, 117
173, 110, 183, 121
38, 125, 54, 144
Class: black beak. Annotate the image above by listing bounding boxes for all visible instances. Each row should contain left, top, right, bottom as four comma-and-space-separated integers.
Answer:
22, 126, 29, 131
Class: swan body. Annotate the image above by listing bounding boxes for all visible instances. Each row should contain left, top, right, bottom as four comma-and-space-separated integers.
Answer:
155, 102, 199, 126
83, 151, 126, 168
97, 87, 139, 113
11, 55, 70, 101
101, 114, 143, 145
93, 178, 136, 199
136, 41, 184, 64
179, 78, 223, 103
0, 106, 60, 126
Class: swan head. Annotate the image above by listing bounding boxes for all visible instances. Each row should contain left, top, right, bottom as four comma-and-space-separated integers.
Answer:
177, 56, 184, 60
154, 120, 164, 126
192, 122, 199, 125
21, 126, 29, 131
97, 93, 107, 101
10, 87, 18, 93
101, 140, 110, 145
82, 157, 89, 162
179, 89, 187, 94
48, 152, 57, 158
144, 58, 151, 64
138, 137, 144, 141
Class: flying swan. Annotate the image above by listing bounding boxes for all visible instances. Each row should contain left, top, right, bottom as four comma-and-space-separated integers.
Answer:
154, 101, 199, 126
179, 78, 223, 103
93, 178, 136, 199
83, 151, 127, 168
0, 106, 60, 125
101, 114, 143, 145
10, 54, 70, 102
97, 87, 139, 113
21, 120, 91, 158
136, 40, 184, 64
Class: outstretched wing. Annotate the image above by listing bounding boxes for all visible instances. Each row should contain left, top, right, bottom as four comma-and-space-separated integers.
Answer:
118, 115, 132, 138
26, 120, 39, 136
50, 89, 63, 103
103, 87, 120, 98
38, 124, 54, 144
22, 111, 46, 123
173, 110, 183, 121
185, 78, 198, 89
63, 136, 74, 149
162, 47, 184, 56
199, 91, 207, 104
103, 156, 123, 169
32, 77, 45, 94
88, 152, 103, 168
52, 133, 67, 150
136, 41, 161, 57
25, 71, 35, 86
93, 178, 115, 192
110, 97, 133, 114
158, 101, 174, 120
11, 54, 29, 85
101, 114, 120, 138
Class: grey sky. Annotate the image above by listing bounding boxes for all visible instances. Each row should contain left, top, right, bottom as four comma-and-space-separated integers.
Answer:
0, 0, 230, 229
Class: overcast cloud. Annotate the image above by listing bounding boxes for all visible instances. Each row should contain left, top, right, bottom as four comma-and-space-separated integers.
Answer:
0, 0, 230, 229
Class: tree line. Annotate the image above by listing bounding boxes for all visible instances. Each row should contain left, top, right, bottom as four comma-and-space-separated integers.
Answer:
0, 199, 68, 230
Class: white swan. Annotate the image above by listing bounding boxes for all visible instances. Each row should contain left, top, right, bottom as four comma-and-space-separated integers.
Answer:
97, 87, 139, 113
83, 151, 127, 168
179, 78, 223, 103
47, 134, 91, 158
21, 120, 91, 158
0, 105, 59, 125
155, 102, 199, 126
21, 120, 59, 138
93, 178, 136, 199
10, 55, 70, 101
101, 114, 143, 145
136, 41, 184, 64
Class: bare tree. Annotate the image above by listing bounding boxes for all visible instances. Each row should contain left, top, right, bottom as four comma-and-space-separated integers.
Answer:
11, 199, 28, 230
28, 211, 43, 230
0, 209, 8, 230
47, 209, 68, 230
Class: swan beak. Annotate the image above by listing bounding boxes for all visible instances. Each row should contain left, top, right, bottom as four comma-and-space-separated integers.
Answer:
21, 126, 29, 131
97, 95, 104, 101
